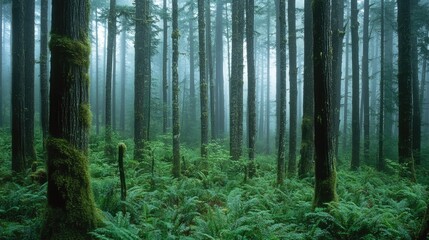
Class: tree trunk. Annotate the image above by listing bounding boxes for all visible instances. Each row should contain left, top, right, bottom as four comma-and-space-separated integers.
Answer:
331, 0, 344, 158
206, 0, 216, 140
134, 0, 151, 162
189, 4, 196, 124
162, 0, 168, 134
397, 0, 416, 181
362, 0, 370, 164
276, 0, 286, 185
298, 0, 313, 179
112, 38, 117, 132
41, 0, 100, 238
313, 0, 337, 207
384, 1, 394, 141
24, 0, 37, 165
287, 0, 297, 177
198, 0, 209, 161
105, 0, 116, 158
172, 0, 181, 178
411, 0, 420, 165
351, 0, 360, 170
40, 0, 49, 146
11, 0, 26, 172
343, 23, 350, 154
215, 0, 224, 138
266, 1, 271, 155
246, 0, 256, 179
230, 0, 244, 161
0, 1, 3, 128
120, 16, 126, 134
95, 10, 100, 135
378, 0, 385, 171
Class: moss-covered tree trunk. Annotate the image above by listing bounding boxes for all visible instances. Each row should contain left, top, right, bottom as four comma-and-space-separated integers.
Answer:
134, 0, 151, 162
288, 0, 297, 177
172, 0, 181, 178
230, 0, 244, 161
411, 0, 420, 165
246, 0, 256, 179
198, 0, 209, 162
105, 0, 116, 159
41, 0, 100, 238
351, 0, 360, 170
313, 0, 337, 207
298, 0, 314, 179
215, 0, 224, 138
40, 0, 49, 148
11, 0, 26, 173
276, 0, 286, 185
397, 0, 416, 181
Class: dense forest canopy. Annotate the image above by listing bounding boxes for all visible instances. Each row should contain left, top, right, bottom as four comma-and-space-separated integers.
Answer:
1, 0, 429, 239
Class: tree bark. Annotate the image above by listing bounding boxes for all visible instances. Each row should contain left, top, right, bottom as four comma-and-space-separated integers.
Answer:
162, 0, 168, 134
11, 0, 26, 173
172, 0, 181, 178
206, 0, 216, 140
105, 0, 116, 158
246, 0, 256, 179
276, 0, 286, 185
397, 0, 416, 181
189, 3, 196, 124
378, 0, 385, 171
229, 0, 244, 161
0, 1, 2, 128
362, 0, 370, 164
298, 0, 314, 179
40, 0, 49, 146
41, 0, 100, 238
198, 0, 209, 161
411, 0, 420, 165
313, 0, 337, 207
95, 10, 100, 135
215, 0, 224, 138
287, 0, 297, 177
120, 16, 126, 134
351, 0, 360, 170
266, 0, 271, 155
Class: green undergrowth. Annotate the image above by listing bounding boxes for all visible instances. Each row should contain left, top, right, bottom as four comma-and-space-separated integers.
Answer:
0, 130, 428, 239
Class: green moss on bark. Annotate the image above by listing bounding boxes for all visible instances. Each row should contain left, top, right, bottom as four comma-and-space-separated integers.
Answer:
313, 169, 338, 208
79, 103, 92, 130
49, 34, 91, 68
41, 138, 101, 240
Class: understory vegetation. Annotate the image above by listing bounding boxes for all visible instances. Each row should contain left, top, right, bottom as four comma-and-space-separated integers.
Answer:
0, 130, 428, 240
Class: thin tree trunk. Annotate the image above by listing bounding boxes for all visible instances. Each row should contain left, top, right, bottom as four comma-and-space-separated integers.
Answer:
343, 23, 350, 154
112, 38, 117, 132
298, 0, 313, 178
172, 0, 181, 178
24, 0, 36, 164
0, 1, 3, 128
11, 0, 26, 172
411, 0, 420, 165
189, 3, 196, 123
230, 0, 244, 161
384, 1, 394, 140
351, 0, 360, 170
266, 1, 271, 154
120, 16, 126, 134
162, 0, 168, 134
40, 0, 49, 148
288, 0, 297, 177
215, 0, 224, 138
362, 0, 370, 163
95, 10, 100, 135
198, 0, 209, 161
378, 0, 385, 171
206, 0, 216, 140
105, 0, 116, 158
276, 0, 286, 185
246, 0, 256, 179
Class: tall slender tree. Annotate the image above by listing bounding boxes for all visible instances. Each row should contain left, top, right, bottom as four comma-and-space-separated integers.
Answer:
11, 0, 26, 172
378, 0, 385, 171
411, 0, 420, 165
313, 0, 337, 207
397, 0, 416, 181
288, 0, 297, 177
362, 0, 370, 163
0, 1, 3, 128
105, 0, 116, 158
95, 9, 100, 135
230, 0, 244, 161
40, 0, 49, 146
189, 3, 196, 124
134, 0, 151, 161
247, 0, 256, 179
351, 0, 360, 170
266, 0, 271, 154
298, 0, 314, 178
276, 0, 286, 185
172, 0, 181, 178
215, 0, 224, 138
120, 16, 126, 134
206, 0, 216, 140
162, 0, 168, 134
41, 0, 100, 237
198, 0, 209, 161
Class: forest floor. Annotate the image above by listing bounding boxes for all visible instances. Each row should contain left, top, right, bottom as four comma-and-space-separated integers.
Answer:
0, 129, 428, 239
